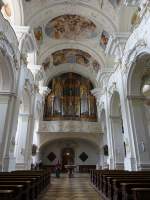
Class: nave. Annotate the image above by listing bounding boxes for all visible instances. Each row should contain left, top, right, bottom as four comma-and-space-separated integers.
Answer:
40, 174, 100, 200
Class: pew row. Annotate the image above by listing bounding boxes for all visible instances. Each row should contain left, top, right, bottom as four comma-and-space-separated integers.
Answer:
90, 169, 150, 200
0, 168, 51, 200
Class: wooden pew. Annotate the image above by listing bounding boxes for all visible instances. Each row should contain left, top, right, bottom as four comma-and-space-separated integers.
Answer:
0, 169, 51, 200
0, 189, 20, 200
90, 169, 150, 200
0, 175, 39, 198
113, 179, 150, 200
0, 185, 24, 200
132, 188, 150, 200
0, 179, 34, 200
121, 183, 150, 200
105, 175, 150, 198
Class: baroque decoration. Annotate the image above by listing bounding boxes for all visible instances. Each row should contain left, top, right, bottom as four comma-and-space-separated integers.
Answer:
43, 49, 101, 73
44, 72, 97, 121
100, 30, 109, 50
45, 15, 97, 40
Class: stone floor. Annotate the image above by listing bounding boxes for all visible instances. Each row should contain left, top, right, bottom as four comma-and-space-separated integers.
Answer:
40, 173, 101, 200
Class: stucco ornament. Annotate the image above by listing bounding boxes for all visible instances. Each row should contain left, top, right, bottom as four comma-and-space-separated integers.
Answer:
108, 82, 117, 96
0, 31, 19, 70
122, 39, 147, 72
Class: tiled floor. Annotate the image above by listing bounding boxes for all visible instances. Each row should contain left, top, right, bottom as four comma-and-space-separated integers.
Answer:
40, 173, 101, 200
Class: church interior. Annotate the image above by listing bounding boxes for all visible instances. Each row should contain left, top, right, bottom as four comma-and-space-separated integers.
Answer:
0, 0, 150, 199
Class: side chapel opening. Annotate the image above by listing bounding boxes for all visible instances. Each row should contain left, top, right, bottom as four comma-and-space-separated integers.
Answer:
44, 72, 97, 121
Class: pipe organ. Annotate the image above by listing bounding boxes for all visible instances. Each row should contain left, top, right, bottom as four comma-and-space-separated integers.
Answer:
44, 73, 97, 121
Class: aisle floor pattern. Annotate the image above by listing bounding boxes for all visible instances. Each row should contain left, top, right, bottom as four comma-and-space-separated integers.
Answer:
40, 174, 101, 200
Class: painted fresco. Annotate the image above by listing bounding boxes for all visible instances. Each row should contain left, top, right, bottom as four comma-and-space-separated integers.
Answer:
45, 15, 97, 40
34, 26, 43, 45
51, 49, 100, 72
42, 56, 51, 71
100, 30, 109, 50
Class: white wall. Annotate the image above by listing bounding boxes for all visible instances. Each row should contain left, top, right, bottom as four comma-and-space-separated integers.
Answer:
40, 139, 99, 166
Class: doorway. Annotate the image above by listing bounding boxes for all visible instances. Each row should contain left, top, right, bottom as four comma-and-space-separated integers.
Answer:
61, 148, 75, 172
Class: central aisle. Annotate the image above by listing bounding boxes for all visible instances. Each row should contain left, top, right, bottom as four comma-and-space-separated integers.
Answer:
40, 174, 101, 200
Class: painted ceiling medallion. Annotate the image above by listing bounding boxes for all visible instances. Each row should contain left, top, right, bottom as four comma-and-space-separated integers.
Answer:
45, 15, 97, 40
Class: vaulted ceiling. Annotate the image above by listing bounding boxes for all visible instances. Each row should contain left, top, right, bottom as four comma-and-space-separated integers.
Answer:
1, 0, 133, 85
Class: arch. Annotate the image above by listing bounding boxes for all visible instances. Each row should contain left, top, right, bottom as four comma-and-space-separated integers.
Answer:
38, 137, 100, 172
126, 52, 150, 170
25, 3, 118, 33
39, 42, 105, 68
43, 63, 97, 88
127, 52, 150, 96
39, 137, 100, 152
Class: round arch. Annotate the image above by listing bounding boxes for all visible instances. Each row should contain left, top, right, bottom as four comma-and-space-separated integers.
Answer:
126, 52, 150, 170
39, 137, 100, 152
38, 42, 106, 68
43, 64, 97, 88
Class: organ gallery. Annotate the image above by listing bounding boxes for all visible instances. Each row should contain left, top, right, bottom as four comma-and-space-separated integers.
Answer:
44, 72, 97, 121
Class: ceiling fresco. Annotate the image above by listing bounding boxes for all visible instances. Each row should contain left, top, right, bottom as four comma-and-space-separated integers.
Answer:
42, 49, 101, 73
45, 15, 97, 40
100, 30, 110, 50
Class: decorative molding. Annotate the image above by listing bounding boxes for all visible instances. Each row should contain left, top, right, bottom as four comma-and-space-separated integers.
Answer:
124, 0, 140, 6
0, 33, 19, 70
39, 86, 51, 96
122, 38, 148, 73
106, 32, 130, 61
127, 95, 149, 100
38, 120, 102, 134
108, 82, 117, 95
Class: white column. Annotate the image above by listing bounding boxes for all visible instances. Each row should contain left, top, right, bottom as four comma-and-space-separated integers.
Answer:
0, 93, 19, 172
24, 114, 34, 169
110, 116, 125, 169
15, 114, 29, 170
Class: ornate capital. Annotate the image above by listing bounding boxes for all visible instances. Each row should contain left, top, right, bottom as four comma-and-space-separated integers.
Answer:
28, 64, 42, 78
106, 32, 130, 61
91, 88, 103, 101
39, 86, 51, 96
